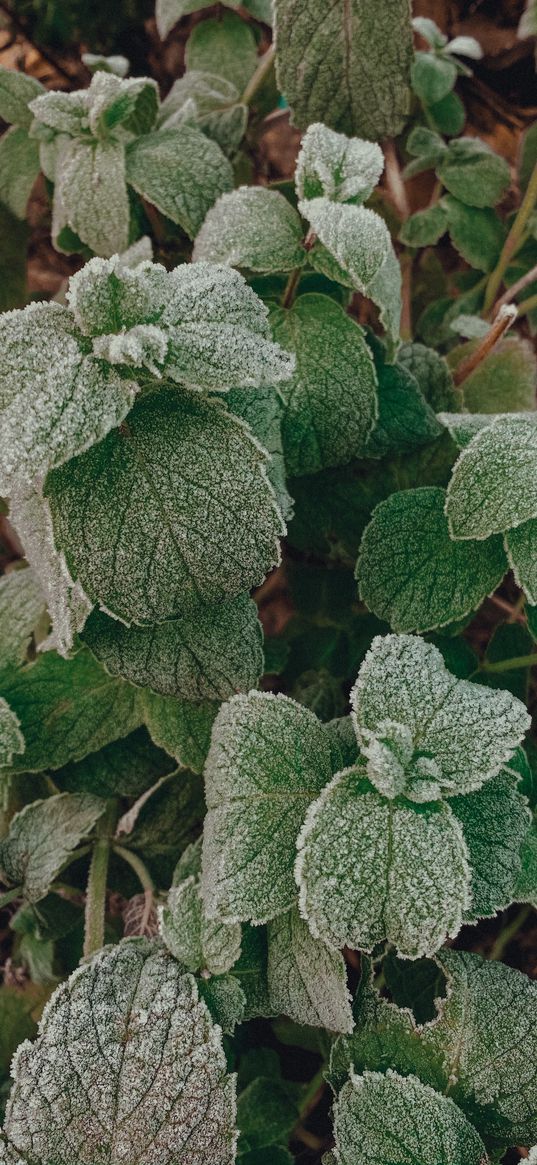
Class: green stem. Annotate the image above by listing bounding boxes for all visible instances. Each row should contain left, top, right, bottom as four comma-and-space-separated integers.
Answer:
281, 266, 302, 308
488, 904, 532, 962
0, 885, 22, 909
241, 44, 275, 106
83, 803, 117, 958
480, 652, 537, 675
112, 845, 155, 893
484, 160, 537, 314
517, 291, 537, 318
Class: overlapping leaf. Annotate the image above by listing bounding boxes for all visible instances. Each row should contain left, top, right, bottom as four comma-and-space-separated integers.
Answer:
0, 794, 104, 902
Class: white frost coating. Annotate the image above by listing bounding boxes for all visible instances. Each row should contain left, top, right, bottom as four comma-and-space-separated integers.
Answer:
160, 838, 242, 975
0, 698, 24, 767
295, 123, 384, 204
9, 482, 92, 656
93, 323, 169, 376
0, 300, 139, 492
295, 765, 471, 959
351, 634, 529, 799
0, 567, 46, 671
193, 186, 305, 273
445, 414, 537, 539
266, 905, 353, 1033
2, 938, 238, 1165
505, 517, 537, 604
56, 137, 131, 257
0, 793, 104, 901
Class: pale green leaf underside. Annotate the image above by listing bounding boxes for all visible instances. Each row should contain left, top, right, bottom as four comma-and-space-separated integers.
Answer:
2, 645, 141, 772
356, 487, 507, 633
0, 698, 24, 767
332, 1070, 487, 1165
202, 691, 333, 924
352, 634, 529, 798
0, 793, 104, 902
2, 939, 237, 1164
126, 125, 233, 238
82, 591, 263, 701
270, 293, 378, 477
193, 187, 305, 274
46, 389, 284, 625
0, 66, 44, 128
274, 0, 413, 141
446, 415, 537, 540
267, 905, 353, 1033
56, 138, 130, 257
296, 765, 470, 958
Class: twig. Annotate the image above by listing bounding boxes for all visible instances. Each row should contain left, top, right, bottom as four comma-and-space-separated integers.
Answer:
493, 261, 537, 316
484, 160, 537, 313
384, 139, 410, 221
480, 652, 537, 675
517, 291, 537, 319
241, 44, 275, 106
281, 266, 302, 308
453, 304, 517, 387
488, 904, 532, 961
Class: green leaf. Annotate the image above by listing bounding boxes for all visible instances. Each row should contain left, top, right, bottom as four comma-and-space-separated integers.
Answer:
357, 487, 507, 633
202, 691, 333, 924
226, 387, 293, 522
443, 195, 506, 272
82, 53, 130, 77
399, 203, 448, 246
296, 764, 471, 958
452, 336, 537, 413
0, 301, 139, 492
412, 16, 448, 48
266, 905, 352, 1033
46, 388, 285, 624
82, 592, 263, 701
0, 568, 46, 674
0, 127, 40, 219
231, 924, 273, 1019
2, 645, 141, 772
237, 1076, 298, 1155
270, 293, 378, 476
140, 690, 218, 773
126, 769, 203, 870
332, 1070, 488, 1165
302, 198, 401, 339
54, 727, 175, 797
427, 90, 465, 136
193, 187, 305, 273
295, 123, 384, 204
365, 334, 442, 457
0, 204, 28, 312
55, 137, 130, 257
438, 137, 511, 208
1, 938, 238, 1164
397, 341, 459, 412
437, 409, 495, 449
449, 768, 531, 921
274, 0, 413, 141
0, 698, 24, 768
185, 13, 258, 93
0, 793, 104, 902
515, 820, 537, 905
446, 415, 537, 539
0, 67, 44, 128
161, 838, 242, 974
158, 71, 247, 157
126, 125, 233, 239
505, 516, 537, 603
351, 633, 528, 799
411, 51, 458, 105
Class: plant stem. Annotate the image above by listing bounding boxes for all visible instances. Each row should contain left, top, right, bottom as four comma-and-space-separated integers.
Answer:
484, 160, 537, 314
241, 44, 275, 106
480, 652, 537, 674
516, 291, 537, 318
384, 140, 410, 221
489, 904, 532, 961
0, 885, 22, 909
112, 845, 155, 893
83, 803, 117, 958
493, 261, 537, 315
453, 304, 517, 387
281, 266, 302, 308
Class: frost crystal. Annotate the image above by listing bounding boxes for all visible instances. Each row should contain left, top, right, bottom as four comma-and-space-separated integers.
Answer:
161, 838, 242, 975
0, 698, 24, 767
267, 905, 353, 1033
445, 413, 537, 539
295, 123, 384, 204
193, 186, 305, 273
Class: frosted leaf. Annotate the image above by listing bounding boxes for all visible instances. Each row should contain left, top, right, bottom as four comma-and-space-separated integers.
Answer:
325, 716, 359, 772
201, 691, 333, 924
449, 768, 531, 921
397, 341, 459, 413
161, 839, 242, 974
158, 72, 247, 157
157, 262, 294, 391
505, 517, 537, 604
193, 187, 305, 273
93, 323, 168, 375
266, 905, 353, 1033
352, 634, 529, 799
356, 487, 507, 633
2, 938, 238, 1164
140, 691, 218, 773
427, 949, 537, 1145
332, 1070, 488, 1165
55, 137, 130, 257
0, 568, 46, 672
295, 123, 384, 204
274, 0, 413, 141
0, 698, 24, 767
82, 53, 130, 78
226, 386, 293, 522
445, 415, 537, 539
296, 765, 470, 958
126, 125, 233, 239
438, 138, 510, 210
0, 793, 104, 901
66, 255, 166, 336
0, 301, 139, 491
269, 293, 378, 476
0, 67, 44, 128
302, 199, 401, 340
437, 410, 500, 449
46, 389, 285, 624
9, 483, 92, 656
2, 644, 141, 771
82, 591, 263, 701
85, 72, 158, 140
0, 127, 40, 219
29, 87, 90, 134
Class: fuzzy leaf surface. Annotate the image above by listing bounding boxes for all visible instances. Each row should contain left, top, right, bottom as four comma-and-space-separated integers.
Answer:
0, 793, 104, 901
161, 839, 242, 975
505, 517, 537, 603
1, 938, 238, 1164
126, 125, 233, 238
0, 67, 44, 127
193, 187, 305, 273
449, 769, 531, 921
0, 698, 24, 767
266, 905, 352, 1033
294, 123, 384, 204
0, 568, 46, 673
0, 127, 40, 219
140, 691, 218, 773
202, 691, 332, 924
446, 415, 537, 539
56, 138, 130, 257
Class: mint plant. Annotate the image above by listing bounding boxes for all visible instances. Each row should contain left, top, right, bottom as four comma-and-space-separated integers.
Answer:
1, 1, 537, 1161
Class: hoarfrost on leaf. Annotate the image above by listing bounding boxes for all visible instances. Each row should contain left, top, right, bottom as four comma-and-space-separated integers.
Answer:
1, 938, 238, 1164
193, 187, 306, 273
0, 567, 46, 673
55, 138, 130, 257
266, 905, 353, 1033
445, 415, 537, 539
126, 124, 234, 239
0, 793, 104, 902
505, 516, 537, 604
0, 699, 24, 768
160, 838, 242, 975
295, 123, 384, 204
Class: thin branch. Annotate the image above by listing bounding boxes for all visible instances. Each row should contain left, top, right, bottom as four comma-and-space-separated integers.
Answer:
384, 139, 410, 221
241, 44, 275, 106
494, 261, 537, 315
453, 304, 517, 387
484, 160, 537, 313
